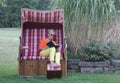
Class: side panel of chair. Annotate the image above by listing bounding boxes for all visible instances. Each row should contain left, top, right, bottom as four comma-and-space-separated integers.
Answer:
61, 59, 67, 77
19, 60, 38, 76
64, 47, 67, 76
19, 60, 25, 76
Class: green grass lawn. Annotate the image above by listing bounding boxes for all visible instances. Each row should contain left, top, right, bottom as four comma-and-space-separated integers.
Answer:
1, 28, 120, 83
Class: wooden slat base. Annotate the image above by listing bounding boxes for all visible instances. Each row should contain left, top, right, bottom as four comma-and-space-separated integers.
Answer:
18, 59, 67, 77
19, 60, 38, 76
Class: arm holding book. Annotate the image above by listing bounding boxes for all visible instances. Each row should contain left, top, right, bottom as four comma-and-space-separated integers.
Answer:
47, 41, 60, 49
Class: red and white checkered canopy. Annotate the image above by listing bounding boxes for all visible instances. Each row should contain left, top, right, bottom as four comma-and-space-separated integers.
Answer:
21, 8, 64, 24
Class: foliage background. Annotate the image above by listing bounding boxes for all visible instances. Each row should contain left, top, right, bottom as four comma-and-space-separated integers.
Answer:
50, 0, 120, 59
0, 0, 50, 28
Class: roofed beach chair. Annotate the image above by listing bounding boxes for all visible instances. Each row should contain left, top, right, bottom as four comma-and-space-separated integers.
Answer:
18, 8, 67, 77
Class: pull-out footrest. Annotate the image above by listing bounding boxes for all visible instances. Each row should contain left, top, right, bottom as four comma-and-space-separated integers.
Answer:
47, 64, 62, 79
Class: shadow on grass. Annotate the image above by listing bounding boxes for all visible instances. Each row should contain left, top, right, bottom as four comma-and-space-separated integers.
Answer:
0, 72, 67, 83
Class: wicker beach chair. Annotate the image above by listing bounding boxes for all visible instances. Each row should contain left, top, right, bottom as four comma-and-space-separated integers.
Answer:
18, 8, 67, 77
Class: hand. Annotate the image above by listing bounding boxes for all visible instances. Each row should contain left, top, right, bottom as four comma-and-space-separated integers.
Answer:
21, 46, 29, 49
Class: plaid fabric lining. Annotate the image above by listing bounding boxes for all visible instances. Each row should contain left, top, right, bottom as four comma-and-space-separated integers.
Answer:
21, 8, 64, 24
20, 9, 65, 60
20, 28, 63, 60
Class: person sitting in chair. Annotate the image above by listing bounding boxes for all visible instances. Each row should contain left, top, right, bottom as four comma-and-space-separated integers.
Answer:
39, 29, 61, 67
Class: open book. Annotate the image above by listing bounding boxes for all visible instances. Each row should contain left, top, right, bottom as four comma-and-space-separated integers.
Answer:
47, 41, 60, 49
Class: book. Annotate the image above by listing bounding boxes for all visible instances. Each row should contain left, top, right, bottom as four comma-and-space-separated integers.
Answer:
47, 41, 60, 49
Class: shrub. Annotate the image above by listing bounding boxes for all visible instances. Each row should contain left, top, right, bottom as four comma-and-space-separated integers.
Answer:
79, 40, 118, 61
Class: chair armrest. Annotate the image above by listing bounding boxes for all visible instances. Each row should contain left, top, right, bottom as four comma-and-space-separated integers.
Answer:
18, 36, 21, 60
63, 37, 67, 60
